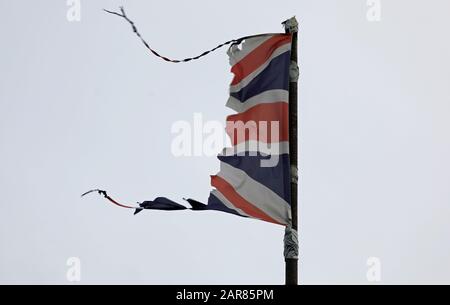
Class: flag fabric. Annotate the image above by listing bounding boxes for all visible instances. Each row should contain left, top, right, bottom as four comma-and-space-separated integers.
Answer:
206, 34, 292, 225
86, 33, 293, 226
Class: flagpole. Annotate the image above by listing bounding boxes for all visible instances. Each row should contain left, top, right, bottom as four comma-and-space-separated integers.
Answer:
283, 17, 299, 285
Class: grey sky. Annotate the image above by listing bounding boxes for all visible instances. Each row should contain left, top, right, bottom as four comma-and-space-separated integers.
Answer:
0, 0, 449, 284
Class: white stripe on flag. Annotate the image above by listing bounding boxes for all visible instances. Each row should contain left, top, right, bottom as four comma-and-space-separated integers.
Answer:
211, 190, 251, 217
227, 35, 272, 66
221, 140, 290, 156
217, 162, 291, 225
226, 89, 289, 113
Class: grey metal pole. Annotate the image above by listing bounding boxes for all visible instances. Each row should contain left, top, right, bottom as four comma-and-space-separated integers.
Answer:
282, 16, 299, 286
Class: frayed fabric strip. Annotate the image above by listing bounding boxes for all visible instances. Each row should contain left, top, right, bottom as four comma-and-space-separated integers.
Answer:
103, 6, 271, 64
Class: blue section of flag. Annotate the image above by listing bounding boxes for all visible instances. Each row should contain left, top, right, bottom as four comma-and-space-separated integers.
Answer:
218, 154, 291, 204
230, 51, 291, 103
207, 193, 247, 217
139, 197, 188, 210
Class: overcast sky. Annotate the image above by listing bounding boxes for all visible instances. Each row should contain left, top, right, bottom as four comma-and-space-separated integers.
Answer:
1, 0, 449, 284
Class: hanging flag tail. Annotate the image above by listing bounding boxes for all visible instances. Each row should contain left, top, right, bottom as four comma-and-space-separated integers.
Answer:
82, 189, 209, 215
81, 189, 144, 215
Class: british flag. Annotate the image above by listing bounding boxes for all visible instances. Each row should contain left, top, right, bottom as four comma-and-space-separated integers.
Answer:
207, 34, 292, 225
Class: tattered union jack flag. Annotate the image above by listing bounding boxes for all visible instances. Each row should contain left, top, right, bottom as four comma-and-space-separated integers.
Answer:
207, 34, 292, 225
84, 9, 293, 227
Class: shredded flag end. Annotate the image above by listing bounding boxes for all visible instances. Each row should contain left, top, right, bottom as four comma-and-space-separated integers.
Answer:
102, 6, 265, 64
134, 208, 144, 215
183, 198, 208, 210
81, 189, 139, 210
81, 189, 103, 198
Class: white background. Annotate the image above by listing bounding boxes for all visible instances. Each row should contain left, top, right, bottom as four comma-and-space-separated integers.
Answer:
0, 0, 449, 284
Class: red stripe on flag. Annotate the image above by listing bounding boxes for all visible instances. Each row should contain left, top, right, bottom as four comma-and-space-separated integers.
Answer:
211, 175, 282, 225
226, 102, 289, 145
230, 34, 291, 86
